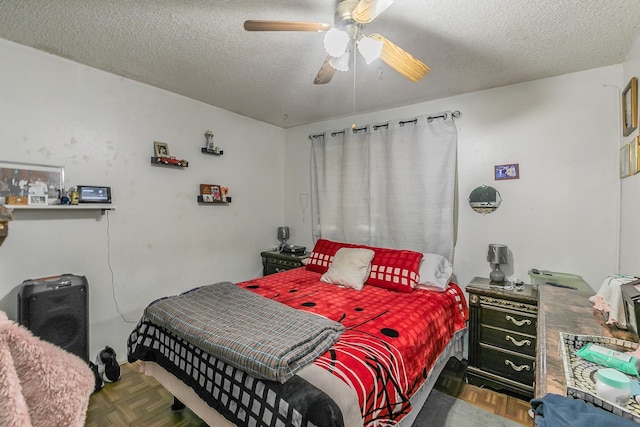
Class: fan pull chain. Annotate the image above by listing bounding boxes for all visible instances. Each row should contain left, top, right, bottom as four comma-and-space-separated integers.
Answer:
352, 40, 357, 129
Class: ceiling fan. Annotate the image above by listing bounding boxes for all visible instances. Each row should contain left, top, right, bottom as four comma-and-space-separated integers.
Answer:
244, 0, 430, 85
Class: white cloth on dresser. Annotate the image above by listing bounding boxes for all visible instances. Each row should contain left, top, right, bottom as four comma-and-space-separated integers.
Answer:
591, 275, 637, 328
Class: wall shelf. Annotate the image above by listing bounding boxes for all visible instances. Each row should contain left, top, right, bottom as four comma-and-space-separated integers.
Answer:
197, 196, 231, 205
201, 147, 223, 156
5, 204, 116, 215
150, 157, 188, 168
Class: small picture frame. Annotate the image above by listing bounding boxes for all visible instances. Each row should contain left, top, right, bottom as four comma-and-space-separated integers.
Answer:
211, 185, 221, 201
220, 186, 229, 202
494, 163, 519, 180
620, 143, 631, 178
199, 183, 222, 202
28, 194, 48, 205
623, 77, 638, 137
154, 141, 169, 157
631, 137, 640, 176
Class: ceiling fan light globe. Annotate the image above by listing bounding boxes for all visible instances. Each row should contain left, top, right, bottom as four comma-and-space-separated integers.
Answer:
358, 36, 382, 64
324, 28, 350, 57
329, 51, 350, 71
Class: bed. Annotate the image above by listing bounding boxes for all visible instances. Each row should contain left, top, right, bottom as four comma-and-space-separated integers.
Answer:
128, 240, 468, 426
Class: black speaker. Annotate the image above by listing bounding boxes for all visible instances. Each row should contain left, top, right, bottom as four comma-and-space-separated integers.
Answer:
18, 274, 89, 361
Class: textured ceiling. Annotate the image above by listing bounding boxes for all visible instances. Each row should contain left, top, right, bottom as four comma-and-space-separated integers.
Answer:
1, 0, 639, 128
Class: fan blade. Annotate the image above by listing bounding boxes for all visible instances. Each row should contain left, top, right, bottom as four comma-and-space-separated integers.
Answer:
369, 34, 430, 82
244, 20, 331, 32
313, 56, 337, 85
351, 0, 394, 24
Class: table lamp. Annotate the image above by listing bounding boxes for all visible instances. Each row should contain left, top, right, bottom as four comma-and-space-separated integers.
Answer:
277, 226, 290, 251
487, 244, 509, 283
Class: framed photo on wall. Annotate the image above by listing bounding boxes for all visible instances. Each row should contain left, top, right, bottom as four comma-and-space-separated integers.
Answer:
154, 141, 170, 157
494, 163, 519, 180
622, 77, 638, 137
0, 160, 64, 203
631, 136, 640, 176
199, 183, 222, 202
620, 143, 631, 178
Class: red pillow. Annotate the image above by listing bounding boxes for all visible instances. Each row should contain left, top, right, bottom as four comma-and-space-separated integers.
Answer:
306, 239, 358, 273
307, 239, 423, 293
366, 248, 423, 293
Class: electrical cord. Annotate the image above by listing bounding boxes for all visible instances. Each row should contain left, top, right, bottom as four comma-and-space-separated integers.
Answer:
106, 211, 137, 323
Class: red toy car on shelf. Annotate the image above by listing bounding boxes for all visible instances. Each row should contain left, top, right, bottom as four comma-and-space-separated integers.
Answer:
156, 156, 188, 167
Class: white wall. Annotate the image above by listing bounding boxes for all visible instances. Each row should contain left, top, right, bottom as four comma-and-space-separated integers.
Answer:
285, 66, 622, 290
620, 35, 640, 276
1, 33, 632, 365
0, 39, 286, 361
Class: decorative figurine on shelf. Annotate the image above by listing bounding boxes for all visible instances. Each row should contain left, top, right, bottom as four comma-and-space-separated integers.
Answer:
153, 141, 187, 166
156, 156, 188, 167
60, 188, 70, 205
220, 186, 229, 202
204, 130, 222, 154
70, 187, 79, 205
205, 130, 216, 152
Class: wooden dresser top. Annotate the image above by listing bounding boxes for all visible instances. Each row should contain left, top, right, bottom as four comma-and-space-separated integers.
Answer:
536, 284, 637, 398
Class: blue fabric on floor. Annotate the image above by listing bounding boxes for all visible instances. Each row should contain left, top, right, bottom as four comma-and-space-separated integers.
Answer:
530, 393, 637, 427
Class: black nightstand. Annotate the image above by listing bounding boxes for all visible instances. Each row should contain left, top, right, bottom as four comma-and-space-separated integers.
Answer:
261, 250, 309, 276
466, 277, 538, 399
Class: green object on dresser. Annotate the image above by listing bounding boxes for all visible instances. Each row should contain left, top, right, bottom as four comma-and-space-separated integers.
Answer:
261, 250, 309, 276
466, 277, 538, 400
528, 269, 591, 292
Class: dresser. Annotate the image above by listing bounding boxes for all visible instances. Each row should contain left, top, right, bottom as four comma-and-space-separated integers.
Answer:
466, 277, 538, 399
536, 283, 637, 398
260, 250, 309, 276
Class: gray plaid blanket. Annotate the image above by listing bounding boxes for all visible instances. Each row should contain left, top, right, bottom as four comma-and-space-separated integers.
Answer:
144, 281, 345, 383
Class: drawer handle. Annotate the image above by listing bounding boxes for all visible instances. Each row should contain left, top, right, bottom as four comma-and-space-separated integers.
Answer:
505, 315, 531, 327
505, 335, 531, 347
505, 359, 530, 372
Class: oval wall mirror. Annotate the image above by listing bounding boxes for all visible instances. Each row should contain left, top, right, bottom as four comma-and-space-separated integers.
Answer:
469, 185, 502, 214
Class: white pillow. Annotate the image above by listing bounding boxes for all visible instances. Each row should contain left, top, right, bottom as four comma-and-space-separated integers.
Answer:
416, 253, 453, 291
320, 248, 375, 291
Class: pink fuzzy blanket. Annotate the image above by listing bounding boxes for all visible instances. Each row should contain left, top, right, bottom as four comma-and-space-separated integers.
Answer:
0, 311, 94, 427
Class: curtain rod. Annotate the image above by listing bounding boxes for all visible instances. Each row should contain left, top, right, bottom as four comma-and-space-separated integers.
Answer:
309, 110, 461, 139
428, 110, 461, 122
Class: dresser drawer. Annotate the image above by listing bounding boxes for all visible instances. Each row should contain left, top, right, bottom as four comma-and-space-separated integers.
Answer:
481, 306, 537, 336
480, 325, 536, 356
477, 344, 535, 385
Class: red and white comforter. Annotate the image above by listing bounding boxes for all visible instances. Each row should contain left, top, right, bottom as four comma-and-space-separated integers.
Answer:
238, 267, 468, 425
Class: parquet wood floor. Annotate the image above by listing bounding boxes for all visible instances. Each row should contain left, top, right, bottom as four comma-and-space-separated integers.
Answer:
85, 361, 207, 427
85, 361, 534, 426
433, 360, 534, 427
456, 385, 534, 426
